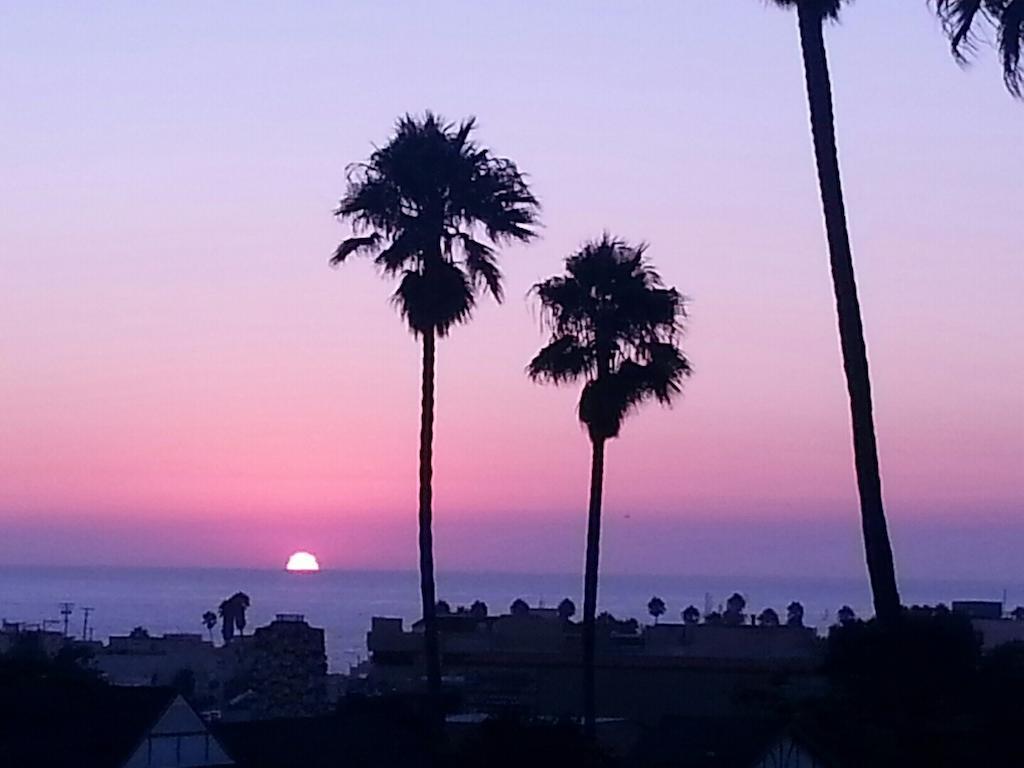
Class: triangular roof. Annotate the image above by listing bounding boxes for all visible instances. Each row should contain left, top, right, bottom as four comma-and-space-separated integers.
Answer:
0, 679, 230, 767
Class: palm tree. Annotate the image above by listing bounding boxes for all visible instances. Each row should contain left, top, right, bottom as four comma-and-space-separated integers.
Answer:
528, 235, 690, 736
724, 593, 747, 626
331, 113, 539, 713
218, 598, 234, 643
218, 592, 250, 643
769, 0, 901, 623
934, 0, 1024, 97
202, 610, 217, 643
647, 596, 667, 624
510, 598, 531, 617
558, 598, 577, 622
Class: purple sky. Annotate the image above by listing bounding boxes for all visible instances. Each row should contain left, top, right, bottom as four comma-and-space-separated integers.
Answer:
0, 2, 1021, 579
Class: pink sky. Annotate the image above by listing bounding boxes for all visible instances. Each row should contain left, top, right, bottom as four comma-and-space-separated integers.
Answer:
0, 3, 1021, 578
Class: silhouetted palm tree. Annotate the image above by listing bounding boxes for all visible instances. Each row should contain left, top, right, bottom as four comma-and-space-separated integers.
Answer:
528, 235, 690, 736
724, 593, 747, 626
934, 0, 1024, 96
202, 611, 217, 643
218, 599, 233, 643
510, 598, 531, 617
558, 598, 577, 622
769, 0, 901, 623
647, 596, 667, 624
682, 605, 701, 625
331, 113, 539, 713
218, 592, 250, 643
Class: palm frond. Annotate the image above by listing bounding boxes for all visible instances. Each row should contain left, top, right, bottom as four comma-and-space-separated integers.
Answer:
935, 0, 989, 61
330, 234, 381, 266
459, 234, 504, 302
934, 0, 1024, 96
374, 231, 420, 275
643, 342, 693, 403
1000, 0, 1024, 95
527, 336, 591, 383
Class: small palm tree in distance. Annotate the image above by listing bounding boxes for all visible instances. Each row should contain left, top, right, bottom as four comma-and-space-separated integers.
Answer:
202, 611, 217, 643
648, 596, 667, 624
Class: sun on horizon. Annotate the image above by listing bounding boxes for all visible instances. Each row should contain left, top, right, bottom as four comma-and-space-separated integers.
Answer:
285, 551, 320, 572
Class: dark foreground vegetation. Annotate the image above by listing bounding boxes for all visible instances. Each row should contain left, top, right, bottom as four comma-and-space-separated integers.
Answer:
803, 608, 1024, 766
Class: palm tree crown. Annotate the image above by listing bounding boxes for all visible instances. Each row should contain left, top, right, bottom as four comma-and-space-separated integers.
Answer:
331, 112, 540, 335
934, 0, 1024, 96
528, 235, 691, 441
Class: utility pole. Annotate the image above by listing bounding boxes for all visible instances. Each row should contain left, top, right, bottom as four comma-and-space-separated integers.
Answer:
81, 607, 94, 641
59, 602, 74, 638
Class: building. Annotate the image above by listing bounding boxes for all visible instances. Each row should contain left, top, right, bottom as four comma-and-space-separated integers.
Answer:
952, 600, 1024, 650
244, 614, 328, 719
78, 616, 328, 720
0, 681, 233, 768
362, 604, 824, 722
0, 621, 66, 657
97, 632, 219, 700
951, 600, 1003, 620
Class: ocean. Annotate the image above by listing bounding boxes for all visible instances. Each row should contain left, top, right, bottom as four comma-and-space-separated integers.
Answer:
1, 567, 1019, 671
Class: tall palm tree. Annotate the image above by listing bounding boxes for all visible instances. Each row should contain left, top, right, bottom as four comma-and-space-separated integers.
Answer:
770, 0, 901, 623
934, 0, 1024, 96
528, 235, 690, 736
332, 113, 539, 713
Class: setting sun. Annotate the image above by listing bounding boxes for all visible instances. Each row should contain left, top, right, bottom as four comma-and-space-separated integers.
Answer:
285, 551, 320, 572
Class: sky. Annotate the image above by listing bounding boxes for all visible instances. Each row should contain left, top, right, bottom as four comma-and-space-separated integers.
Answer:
1, 2, 1021, 580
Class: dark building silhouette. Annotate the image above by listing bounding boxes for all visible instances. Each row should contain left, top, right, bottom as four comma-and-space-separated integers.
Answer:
246, 614, 327, 719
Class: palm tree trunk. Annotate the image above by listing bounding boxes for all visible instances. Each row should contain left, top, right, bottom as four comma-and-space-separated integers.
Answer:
419, 328, 443, 715
581, 436, 606, 739
796, 7, 901, 623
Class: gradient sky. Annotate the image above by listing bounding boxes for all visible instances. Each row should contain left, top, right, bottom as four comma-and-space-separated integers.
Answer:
1, 2, 1021, 579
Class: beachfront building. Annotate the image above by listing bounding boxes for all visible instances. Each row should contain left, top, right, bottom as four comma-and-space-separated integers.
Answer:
361, 603, 824, 722
93, 616, 328, 720
0, 621, 66, 657
952, 600, 1024, 650
244, 614, 328, 719
99, 632, 219, 697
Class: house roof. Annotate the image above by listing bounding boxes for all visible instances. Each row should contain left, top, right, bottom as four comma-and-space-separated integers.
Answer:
0, 680, 184, 768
